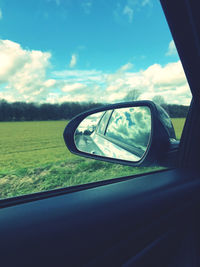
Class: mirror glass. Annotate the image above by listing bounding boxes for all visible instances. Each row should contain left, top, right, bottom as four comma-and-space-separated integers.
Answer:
74, 106, 151, 162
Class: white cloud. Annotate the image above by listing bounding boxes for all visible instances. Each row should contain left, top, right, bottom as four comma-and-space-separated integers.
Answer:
127, 0, 151, 7
8, 50, 51, 94
43, 79, 56, 88
166, 40, 177, 56
0, 39, 52, 102
0, 8, 2, 20
123, 5, 133, 23
106, 92, 127, 102
141, 0, 151, 7
59, 94, 88, 103
53, 69, 103, 84
107, 82, 123, 92
69, 53, 77, 68
0, 92, 15, 102
143, 62, 185, 87
114, 0, 152, 23
82, 0, 92, 14
104, 61, 191, 105
120, 62, 133, 72
106, 63, 133, 83
62, 83, 86, 92
0, 38, 191, 105
0, 40, 27, 82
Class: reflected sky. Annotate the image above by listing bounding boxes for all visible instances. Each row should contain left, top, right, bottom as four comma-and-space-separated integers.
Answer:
76, 111, 104, 134
105, 107, 151, 151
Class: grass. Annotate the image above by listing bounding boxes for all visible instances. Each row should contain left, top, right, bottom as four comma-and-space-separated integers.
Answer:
0, 118, 185, 199
171, 118, 186, 140
0, 121, 68, 172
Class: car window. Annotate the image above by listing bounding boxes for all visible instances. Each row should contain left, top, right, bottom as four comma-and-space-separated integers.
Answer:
0, 0, 191, 199
96, 110, 112, 135
105, 107, 151, 155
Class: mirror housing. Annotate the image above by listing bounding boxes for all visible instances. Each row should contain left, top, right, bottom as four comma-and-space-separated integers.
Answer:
63, 101, 178, 167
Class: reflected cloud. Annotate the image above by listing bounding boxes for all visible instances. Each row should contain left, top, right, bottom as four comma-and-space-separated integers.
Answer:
105, 107, 151, 151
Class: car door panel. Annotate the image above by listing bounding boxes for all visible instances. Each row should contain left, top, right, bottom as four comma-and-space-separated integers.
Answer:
1, 169, 200, 266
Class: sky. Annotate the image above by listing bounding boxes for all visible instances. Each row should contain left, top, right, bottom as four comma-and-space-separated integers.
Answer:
0, 0, 192, 105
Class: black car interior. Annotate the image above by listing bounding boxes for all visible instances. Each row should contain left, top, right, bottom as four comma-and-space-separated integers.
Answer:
1, 1, 200, 266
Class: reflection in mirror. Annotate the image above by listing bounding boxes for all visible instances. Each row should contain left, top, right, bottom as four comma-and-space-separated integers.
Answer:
74, 107, 151, 162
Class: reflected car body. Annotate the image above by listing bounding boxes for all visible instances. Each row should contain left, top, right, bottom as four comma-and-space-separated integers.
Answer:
75, 127, 141, 161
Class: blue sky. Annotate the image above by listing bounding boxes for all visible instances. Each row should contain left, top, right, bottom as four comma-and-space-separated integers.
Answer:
0, 0, 191, 104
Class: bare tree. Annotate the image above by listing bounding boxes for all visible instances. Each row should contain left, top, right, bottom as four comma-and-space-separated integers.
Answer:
152, 95, 169, 114
124, 89, 141, 101
152, 95, 166, 105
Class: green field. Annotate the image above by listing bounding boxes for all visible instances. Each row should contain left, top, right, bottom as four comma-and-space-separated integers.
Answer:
0, 118, 185, 199
171, 118, 186, 140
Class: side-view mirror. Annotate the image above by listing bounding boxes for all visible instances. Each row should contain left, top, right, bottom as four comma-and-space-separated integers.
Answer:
63, 101, 179, 167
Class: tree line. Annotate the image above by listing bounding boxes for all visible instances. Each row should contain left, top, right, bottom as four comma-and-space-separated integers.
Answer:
0, 99, 189, 122
0, 100, 102, 121
161, 104, 189, 118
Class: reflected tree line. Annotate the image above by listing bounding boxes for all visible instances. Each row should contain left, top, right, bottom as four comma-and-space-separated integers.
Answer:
0, 99, 189, 122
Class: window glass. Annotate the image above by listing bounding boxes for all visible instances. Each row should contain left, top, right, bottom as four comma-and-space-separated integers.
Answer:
96, 110, 112, 135
0, 0, 191, 199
